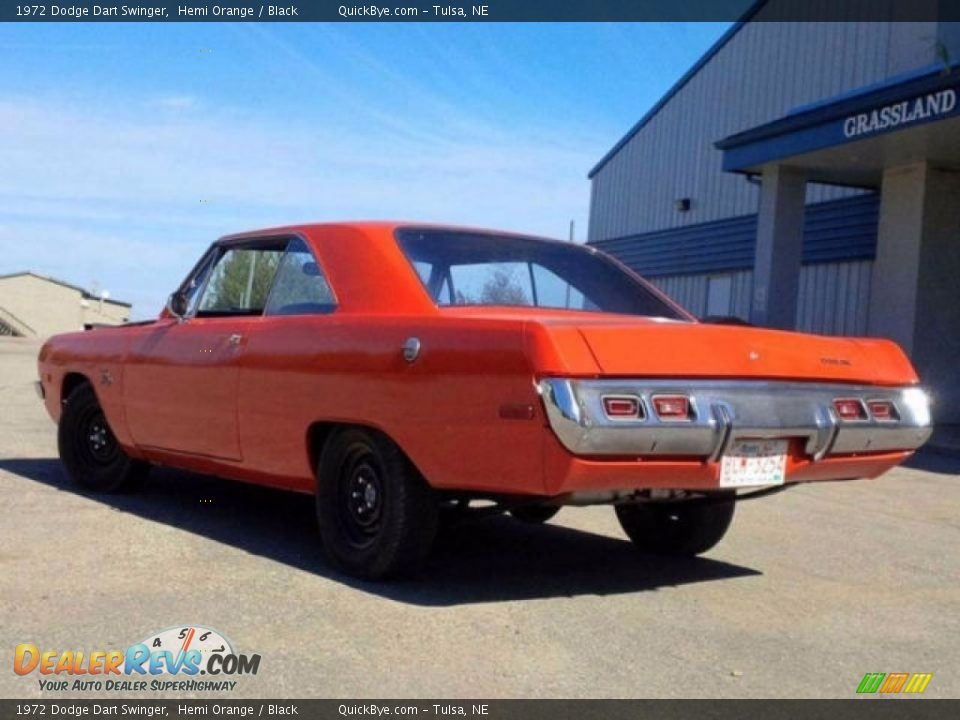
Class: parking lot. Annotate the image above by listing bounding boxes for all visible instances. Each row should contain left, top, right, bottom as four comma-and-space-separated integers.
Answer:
1, 336, 958, 699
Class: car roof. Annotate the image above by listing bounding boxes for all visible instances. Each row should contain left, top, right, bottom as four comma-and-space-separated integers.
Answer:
206, 222, 685, 319
217, 221, 562, 245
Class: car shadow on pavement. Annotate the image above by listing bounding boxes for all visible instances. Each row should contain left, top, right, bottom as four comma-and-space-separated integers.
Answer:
0, 457, 761, 606
904, 450, 960, 475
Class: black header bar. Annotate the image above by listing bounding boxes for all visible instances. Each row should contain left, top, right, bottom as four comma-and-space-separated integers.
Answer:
5, 0, 960, 23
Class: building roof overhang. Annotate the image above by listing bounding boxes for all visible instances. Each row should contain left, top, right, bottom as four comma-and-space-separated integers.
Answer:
716, 62, 960, 187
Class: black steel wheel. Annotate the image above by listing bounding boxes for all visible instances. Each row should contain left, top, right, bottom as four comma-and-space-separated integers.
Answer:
316, 428, 438, 579
58, 382, 148, 493
337, 445, 386, 549
615, 495, 736, 556
509, 504, 561, 524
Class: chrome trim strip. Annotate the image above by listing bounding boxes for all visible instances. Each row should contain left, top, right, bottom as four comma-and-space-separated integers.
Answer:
812, 406, 840, 462
707, 404, 733, 462
538, 378, 932, 459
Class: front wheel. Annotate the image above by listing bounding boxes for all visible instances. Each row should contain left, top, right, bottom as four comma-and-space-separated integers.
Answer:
615, 495, 735, 556
58, 383, 149, 493
316, 428, 438, 580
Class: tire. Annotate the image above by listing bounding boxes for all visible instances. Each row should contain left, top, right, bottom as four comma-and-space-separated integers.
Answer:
615, 495, 736, 556
316, 428, 438, 580
58, 382, 148, 493
510, 504, 560, 524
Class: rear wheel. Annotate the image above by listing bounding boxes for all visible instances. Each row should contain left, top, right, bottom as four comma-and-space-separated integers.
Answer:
509, 505, 560, 524
615, 495, 735, 556
58, 383, 148, 493
316, 428, 438, 580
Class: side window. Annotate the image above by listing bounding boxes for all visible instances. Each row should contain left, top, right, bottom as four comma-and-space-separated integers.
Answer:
181, 252, 216, 316
412, 261, 432, 285
264, 238, 337, 316
196, 246, 284, 316
411, 260, 452, 304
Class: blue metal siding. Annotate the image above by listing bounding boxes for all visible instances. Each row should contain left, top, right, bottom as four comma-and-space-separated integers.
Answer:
802, 195, 879, 264
588, 20, 935, 241
650, 259, 873, 336
652, 270, 753, 320
592, 194, 878, 278
587, 4, 766, 179
795, 260, 873, 335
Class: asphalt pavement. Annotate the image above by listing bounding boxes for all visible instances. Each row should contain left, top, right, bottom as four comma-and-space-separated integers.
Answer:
1, 337, 957, 699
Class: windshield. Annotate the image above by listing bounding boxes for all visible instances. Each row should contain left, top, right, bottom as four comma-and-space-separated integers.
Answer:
395, 228, 686, 319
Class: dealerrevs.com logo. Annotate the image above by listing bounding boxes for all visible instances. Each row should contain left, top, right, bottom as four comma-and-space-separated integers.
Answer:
14, 625, 261, 692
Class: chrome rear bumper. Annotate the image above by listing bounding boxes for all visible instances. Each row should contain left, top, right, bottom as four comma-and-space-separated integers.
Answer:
538, 379, 932, 459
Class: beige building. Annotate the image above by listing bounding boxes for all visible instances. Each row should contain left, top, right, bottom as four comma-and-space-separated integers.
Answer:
0, 272, 131, 338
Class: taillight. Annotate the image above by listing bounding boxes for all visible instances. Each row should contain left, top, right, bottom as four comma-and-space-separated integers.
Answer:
867, 400, 898, 422
602, 395, 642, 420
833, 398, 867, 421
652, 395, 691, 421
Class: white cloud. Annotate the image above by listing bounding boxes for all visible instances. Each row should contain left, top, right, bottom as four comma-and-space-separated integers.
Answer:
0, 92, 606, 318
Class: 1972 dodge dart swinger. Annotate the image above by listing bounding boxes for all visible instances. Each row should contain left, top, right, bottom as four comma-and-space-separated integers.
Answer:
37, 223, 933, 578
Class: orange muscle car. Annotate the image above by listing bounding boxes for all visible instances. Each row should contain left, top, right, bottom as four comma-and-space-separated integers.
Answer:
37, 223, 933, 578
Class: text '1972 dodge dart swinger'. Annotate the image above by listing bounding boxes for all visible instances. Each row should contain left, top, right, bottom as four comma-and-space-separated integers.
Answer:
37, 223, 933, 578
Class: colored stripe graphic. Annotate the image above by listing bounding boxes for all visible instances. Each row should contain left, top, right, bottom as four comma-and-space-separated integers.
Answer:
857, 673, 886, 694
857, 672, 933, 694
904, 674, 933, 693
880, 673, 909, 693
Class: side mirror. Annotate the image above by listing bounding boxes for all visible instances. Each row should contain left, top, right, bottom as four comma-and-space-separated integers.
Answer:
166, 292, 189, 320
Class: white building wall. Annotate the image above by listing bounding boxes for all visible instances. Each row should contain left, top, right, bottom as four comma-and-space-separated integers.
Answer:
0, 275, 129, 338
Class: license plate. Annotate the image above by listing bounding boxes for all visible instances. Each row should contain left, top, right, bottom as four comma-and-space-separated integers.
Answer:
719, 439, 788, 488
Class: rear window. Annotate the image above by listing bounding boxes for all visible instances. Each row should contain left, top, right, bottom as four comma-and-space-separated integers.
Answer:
396, 228, 685, 319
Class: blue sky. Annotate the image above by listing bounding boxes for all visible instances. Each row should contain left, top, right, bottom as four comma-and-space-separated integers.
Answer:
0, 22, 730, 318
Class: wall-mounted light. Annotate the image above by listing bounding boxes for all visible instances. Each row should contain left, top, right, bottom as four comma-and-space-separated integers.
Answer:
675, 198, 691, 212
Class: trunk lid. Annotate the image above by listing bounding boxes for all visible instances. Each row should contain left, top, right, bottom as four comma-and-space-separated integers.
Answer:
527, 315, 918, 386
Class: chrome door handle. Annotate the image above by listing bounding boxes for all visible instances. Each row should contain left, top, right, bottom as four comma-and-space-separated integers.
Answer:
228, 333, 243, 346
402, 336, 421, 362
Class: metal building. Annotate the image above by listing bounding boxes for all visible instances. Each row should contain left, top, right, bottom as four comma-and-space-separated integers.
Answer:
587, 3, 960, 423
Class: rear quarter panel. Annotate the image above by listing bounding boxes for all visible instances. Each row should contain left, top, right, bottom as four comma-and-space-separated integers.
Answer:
237, 314, 548, 494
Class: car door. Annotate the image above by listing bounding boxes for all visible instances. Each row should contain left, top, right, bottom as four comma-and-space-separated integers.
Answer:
123, 239, 286, 460
235, 236, 339, 486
